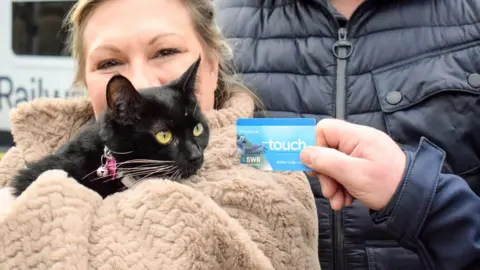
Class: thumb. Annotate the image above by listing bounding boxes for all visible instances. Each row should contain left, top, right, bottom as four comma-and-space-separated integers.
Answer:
300, 146, 364, 186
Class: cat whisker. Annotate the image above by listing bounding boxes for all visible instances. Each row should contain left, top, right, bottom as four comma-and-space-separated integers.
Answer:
136, 163, 166, 168
124, 165, 176, 177
102, 178, 118, 183
117, 163, 169, 172
134, 165, 178, 182
117, 165, 179, 192
162, 166, 179, 178
82, 165, 173, 181
82, 168, 101, 180
119, 165, 174, 172
116, 159, 175, 167
125, 159, 175, 163
136, 168, 167, 182
170, 171, 177, 181
82, 160, 173, 180
123, 167, 176, 178
123, 164, 175, 172
87, 174, 115, 182
170, 168, 182, 181
91, 165, 175, 184
102, 166, 174, 184
107, 148, 134, 155
149, 165, 177, 177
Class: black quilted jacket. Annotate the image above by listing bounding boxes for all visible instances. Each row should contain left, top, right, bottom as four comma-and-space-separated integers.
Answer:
214, 0, 480, 269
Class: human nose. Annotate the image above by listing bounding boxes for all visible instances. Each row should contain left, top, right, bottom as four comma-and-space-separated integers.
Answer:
128, 62, 161, 90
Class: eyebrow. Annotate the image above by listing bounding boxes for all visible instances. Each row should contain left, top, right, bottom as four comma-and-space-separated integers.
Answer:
148, 33, 181, 45
91, 33, 181, 54
93, 45, 121, 53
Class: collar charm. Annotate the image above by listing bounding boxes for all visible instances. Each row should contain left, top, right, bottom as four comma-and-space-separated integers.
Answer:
96, 146, 117, 179
96, 166, 108, 177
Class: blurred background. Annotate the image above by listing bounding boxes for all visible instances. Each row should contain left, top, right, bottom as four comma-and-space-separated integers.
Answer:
0, 0, 84, 158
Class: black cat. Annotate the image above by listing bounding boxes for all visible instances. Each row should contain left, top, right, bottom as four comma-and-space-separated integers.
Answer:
11, 57, 210, 198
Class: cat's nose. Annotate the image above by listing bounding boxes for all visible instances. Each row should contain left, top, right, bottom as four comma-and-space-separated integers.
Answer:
187, 150, 203, 165
188, 153, 202, 164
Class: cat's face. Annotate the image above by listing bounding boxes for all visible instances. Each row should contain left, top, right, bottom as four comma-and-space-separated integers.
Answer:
99, 57, 209, 179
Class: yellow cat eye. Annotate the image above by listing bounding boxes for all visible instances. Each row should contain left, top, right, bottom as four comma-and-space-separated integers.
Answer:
193, 123, 204, 137
155, 130, 173, 145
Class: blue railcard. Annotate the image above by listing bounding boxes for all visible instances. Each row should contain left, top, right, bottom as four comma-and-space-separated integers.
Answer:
236, 118, 316, 171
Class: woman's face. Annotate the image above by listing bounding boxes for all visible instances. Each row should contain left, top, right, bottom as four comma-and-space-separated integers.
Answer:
83, 0, 219, 118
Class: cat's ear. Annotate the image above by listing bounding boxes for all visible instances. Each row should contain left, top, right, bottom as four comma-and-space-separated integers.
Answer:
106, 75, 142, 124
173, 56, 201, 96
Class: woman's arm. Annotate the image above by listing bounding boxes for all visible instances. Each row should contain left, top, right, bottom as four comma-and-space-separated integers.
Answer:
0, 147, 25, 220
0, 147, 25, 188
371, 138, 480, 270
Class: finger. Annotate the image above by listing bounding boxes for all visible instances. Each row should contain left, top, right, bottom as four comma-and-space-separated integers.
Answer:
344, 191, 354, 206
330, 189, 345, 211
315, 119, 358, 148
346, 192, 353, 206
300, 146, 365, 187
315, 118, 343, 148
336, 185, 352, 207
317, 173, 338, 199
315, 119, 369, 155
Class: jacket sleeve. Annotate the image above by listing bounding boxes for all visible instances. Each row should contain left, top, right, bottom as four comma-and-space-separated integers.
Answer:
370, 137, 480, 270
0, 147, 25, 189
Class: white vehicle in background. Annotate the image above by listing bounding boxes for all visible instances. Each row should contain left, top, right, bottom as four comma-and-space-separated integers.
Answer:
0, 0, 83, 155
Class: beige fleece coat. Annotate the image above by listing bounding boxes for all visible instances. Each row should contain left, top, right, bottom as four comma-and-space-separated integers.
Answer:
0, 93, 320, 270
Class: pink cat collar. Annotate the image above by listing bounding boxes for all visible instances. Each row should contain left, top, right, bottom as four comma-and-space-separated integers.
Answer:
97, 146, 137, 188
97, 146, 118, 180
105, 156, 117, 179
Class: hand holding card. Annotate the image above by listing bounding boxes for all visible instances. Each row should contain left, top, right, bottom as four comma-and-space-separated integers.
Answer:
300, 119, 406, 211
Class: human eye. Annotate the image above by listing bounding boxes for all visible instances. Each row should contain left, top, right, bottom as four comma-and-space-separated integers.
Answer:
153, 48, 180, 58
97, 59, 121, 70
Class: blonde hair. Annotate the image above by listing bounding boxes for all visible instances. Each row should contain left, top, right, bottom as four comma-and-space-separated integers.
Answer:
63, 0, 260, 110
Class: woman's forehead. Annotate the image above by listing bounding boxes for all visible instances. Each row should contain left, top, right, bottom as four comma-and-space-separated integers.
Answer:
83, 0, 195, 52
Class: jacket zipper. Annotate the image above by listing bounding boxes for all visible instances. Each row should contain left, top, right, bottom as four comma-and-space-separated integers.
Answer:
313, 2, 373, 269
333, 27, 352, 120
331, 27, 353, 270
